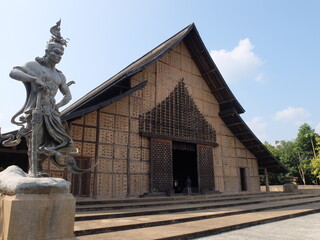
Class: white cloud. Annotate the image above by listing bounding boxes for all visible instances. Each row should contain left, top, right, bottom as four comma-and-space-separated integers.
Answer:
210, 38, 264, 83
274, 107, 311, 125
246, 116, 268, 141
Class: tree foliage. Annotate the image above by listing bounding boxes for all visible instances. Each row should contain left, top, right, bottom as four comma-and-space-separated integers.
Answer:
264, 123, 319, 185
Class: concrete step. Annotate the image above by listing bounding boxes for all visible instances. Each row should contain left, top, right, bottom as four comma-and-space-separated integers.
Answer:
75, 193, 320, 221
75, 192, 301, 212
75, 201, 320, 240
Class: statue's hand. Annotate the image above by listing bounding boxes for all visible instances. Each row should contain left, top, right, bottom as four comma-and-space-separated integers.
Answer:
34, 78, 47, 90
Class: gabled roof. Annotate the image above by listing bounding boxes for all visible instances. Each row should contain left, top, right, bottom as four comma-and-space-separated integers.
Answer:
62, 23, 286, 173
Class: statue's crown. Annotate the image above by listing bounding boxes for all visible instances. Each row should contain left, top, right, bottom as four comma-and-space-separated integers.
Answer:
49, 19, 69, 46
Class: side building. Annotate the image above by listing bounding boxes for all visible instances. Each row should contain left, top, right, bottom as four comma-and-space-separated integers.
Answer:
1, 24, 286, 198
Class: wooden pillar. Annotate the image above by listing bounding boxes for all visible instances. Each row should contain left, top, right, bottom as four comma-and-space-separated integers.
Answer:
264, 168, 270, 193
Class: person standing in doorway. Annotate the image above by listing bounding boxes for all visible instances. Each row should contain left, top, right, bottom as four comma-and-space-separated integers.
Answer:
186, 176, 192, 196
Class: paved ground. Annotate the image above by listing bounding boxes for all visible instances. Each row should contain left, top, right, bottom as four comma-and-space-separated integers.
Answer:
196, 212, 320, 240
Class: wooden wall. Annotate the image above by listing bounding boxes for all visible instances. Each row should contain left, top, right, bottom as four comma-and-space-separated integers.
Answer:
47, 40, 260, 197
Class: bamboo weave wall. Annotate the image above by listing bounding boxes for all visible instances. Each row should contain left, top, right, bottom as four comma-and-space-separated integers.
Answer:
46, 40, 260, 197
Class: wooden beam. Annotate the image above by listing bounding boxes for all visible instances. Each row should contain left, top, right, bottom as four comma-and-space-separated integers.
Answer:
62, 81, 147, 121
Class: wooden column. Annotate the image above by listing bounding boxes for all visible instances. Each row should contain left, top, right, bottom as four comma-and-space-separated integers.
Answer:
264, 168, 270, 193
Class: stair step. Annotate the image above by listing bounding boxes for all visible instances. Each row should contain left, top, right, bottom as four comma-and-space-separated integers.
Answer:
74, 196, 320, 236
75, 193, 320, 221
75, 192, 299, 211
75, 201, 320, 240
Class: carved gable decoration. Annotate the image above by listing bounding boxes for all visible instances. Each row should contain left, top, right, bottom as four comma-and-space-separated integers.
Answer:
139, 81, 218, 146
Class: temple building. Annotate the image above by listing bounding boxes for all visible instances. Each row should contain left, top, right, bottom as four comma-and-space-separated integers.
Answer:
0, 24, 286, 198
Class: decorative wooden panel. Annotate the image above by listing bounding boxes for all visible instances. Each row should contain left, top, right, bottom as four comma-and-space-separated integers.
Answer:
130, 175, 140, 195
114, 132, 128, 145
99, 113, 115, 129
97, 173, 113, 196
84, 127, 97, 142
198, 145, 215, 191
114, 174, 127, 196
71, 125, 83, 140
114, 160, 127, 173
140, 80, 217, 146
82, 142, 96, 157
141, 161, 150, 173
151, 138, 172, 192
98, 144, 113, 158
130, 161, 141, 173
130, 133, 141, 147
84, 111, 97, 126
114, 145, 128, 159
99, 129, 114, 144
130, 148, 141, 161
97, 158, 113, 172
115, 116, 129, 131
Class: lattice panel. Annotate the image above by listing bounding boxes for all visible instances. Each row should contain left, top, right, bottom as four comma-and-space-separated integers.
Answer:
116, 98, 129, 116
141, 174, 150, 193
140, 80, 217, 146
215, 176, 224, 192
214, 166, 223, 177
98, 144, 113, 158
130, 97, 142, 118
151, 138, 173, 192
99, 113, 115, 129
114, 145, 128, 159
130, 119, 140, 133
114, 132, 128, 145
97, 158, 113, 172
115, 116, 129, 131
130, 133, 141, 147
84, 127, 97, 142
99, 129, 114, 144
198, 145, 215, 191
71, 125, 83, 140
114, 160, 127, 173
142, 137, 150, 148
141, 161, 150, 173
83, 143, 96, 157
130, 148, 141, 161
130, 161, 141, 173
143, 84, 155, 100
97, 173, 113, 197
130, 175, 140, 196
141, 148, 150, 161
84, 111, 97, 126
114, 174, 127, 196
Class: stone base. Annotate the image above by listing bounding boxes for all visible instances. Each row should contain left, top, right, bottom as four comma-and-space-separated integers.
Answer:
283, 183, 298, 192
0, 193, 77, 240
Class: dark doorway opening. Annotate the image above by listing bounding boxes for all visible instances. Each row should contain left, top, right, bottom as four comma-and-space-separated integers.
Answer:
240, 168, 247, 191
71, 158, 91, 197
172, 142, 198, 193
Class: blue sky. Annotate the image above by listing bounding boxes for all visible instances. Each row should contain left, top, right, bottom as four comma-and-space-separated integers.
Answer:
0, 0, 319, 144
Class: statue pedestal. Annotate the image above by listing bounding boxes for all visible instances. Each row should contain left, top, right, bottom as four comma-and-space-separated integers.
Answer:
0, 193, 76, 240
0, 166, 77, 240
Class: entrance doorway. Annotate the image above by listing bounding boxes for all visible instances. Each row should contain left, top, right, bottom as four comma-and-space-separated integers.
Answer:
172, 142, 198, 193
240, 168, 247, 191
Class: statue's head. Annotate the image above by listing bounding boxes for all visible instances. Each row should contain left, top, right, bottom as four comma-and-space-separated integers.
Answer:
36, 20, 68, 65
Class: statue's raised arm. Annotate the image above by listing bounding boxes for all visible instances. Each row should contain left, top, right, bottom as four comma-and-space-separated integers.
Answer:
1, 20, 95, 177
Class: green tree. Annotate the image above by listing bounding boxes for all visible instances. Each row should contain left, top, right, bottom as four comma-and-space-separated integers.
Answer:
264, 140, 299, 184
295, 123, 319, 184
310, 136, 320, 184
